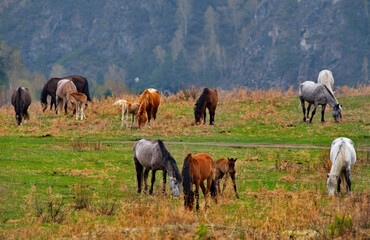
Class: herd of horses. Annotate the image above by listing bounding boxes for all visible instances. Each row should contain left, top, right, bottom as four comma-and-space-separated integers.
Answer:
9, 69, 356, 210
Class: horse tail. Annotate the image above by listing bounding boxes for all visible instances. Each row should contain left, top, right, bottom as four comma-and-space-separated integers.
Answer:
16, 87, 22, 114
82, 80, 91, 101
210, 178, 217, 198
158, 140, 182, 182
40, 82, 48, 104
182, 154, 194, 207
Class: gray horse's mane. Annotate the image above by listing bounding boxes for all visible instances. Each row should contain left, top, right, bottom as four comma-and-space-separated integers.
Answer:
157, 140, 182, 182
323, 84, 335, 100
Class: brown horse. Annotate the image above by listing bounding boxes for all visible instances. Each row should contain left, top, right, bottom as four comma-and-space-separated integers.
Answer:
70, 92, 88, 120
194, 88, 218, 125
181, 153, 217, 211
56, 79, 77, 115
137, 88, 160, 128
11, 87, 32, 126
215, 158, 239, 199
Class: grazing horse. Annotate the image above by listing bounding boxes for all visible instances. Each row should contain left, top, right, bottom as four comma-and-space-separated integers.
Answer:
40, 75, 91, 112
182, 153, 217, 211
70, 92, 88, 120
299, 81, 342, 123
56, 79, 77, 115
215, 158, 239, 199
137, 88, 160, 128
194, 88, 218, 125
11, 87, 31, 126
133, 139, 182, 197
318, 70, 334, 94
113, 100, 140, 129
327, 137, 356, 196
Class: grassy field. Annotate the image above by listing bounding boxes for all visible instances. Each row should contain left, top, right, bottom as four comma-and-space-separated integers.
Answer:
0, 87, 369, 239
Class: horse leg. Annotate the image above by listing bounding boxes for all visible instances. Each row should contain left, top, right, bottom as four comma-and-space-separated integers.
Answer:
203, 110, 207, 124
209, 109, 215, 125
337, 176, 341, 195
200, 182, 208, 209
144, 168, 150, 194
131, 114, 135, 129
307, 103, 311, 119
149, 170, 156, 195
76, 104, 79, 120
51, 96, 56, 111
230, 173, 239, 198
309, 104, 318, 123
126, 108, 130, 129
195, 183, 200, 211
215, 172, 224, 194
344, 169, 352, 195
64, 100, 68, 115
222, 173, 229, 194
134, 160, 143, 194
300, 99, 306, 122
162, 170, 167, 194
321, 104, 326, 123
81, 104, 85, 120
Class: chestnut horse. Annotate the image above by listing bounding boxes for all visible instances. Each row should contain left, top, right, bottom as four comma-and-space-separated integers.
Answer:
215, 158, 239, 198
11, 87, 31, 126
137, 88, 160, 128
181, 153, 217, 211
56, 79, 77, 115
194, 88, 218, 125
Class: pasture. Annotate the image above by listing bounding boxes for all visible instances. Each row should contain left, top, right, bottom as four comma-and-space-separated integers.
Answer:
0, 87, 369, 239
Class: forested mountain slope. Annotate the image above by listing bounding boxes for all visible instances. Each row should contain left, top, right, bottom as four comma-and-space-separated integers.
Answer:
0, 0, 368, 92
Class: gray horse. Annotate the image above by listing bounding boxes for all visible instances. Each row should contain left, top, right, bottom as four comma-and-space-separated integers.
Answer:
299, 81, 342, 123
133, 139, 182, 197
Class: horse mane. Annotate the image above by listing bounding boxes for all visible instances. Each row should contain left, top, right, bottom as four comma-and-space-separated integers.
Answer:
323, 84, 335, 100
194, 88, 209, 114
182, 154, 194, 202
157, 140, 182, 182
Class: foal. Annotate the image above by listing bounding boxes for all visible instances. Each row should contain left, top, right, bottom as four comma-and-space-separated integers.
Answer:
215, 158, 239, 198
70, 92, 88, 120
113, 100, 140, 129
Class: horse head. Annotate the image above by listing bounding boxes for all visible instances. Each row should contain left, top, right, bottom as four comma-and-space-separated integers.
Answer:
332, 104, 342, 122
194, 107, 202, 125
327, 173, 338, 196
169, 176, 181, 197
227, 158, 237, 176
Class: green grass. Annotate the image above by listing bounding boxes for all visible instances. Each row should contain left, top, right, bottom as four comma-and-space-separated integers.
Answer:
0, 91, 369, 238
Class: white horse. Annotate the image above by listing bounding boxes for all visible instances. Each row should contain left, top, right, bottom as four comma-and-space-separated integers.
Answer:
317, 70, 334, 94
299, 81, 342, 123
327, 137, 356, 196
113, 100, 140, 129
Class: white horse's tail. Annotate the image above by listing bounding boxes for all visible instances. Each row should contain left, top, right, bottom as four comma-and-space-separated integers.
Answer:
113, 99, 128, 106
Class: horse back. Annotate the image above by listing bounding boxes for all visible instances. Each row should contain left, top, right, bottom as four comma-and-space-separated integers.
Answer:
215, 158, 229, 174
192, 153, 214, 181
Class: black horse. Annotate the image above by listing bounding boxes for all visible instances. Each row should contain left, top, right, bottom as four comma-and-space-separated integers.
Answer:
40, 75, 91, 112
11, 87, 32, 126
194, 88, 218, 125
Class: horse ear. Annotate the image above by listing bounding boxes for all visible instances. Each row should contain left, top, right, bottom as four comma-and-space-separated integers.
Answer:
234, 158, 237, 162
327, 173, 329, 178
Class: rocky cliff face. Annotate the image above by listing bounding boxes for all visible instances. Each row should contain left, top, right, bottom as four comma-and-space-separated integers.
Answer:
0, 0, 368, 90
232, 0, 369, 88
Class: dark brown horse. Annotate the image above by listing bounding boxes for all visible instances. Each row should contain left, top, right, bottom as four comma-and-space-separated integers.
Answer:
40, 75, 91, 112
194, 88, 218, 125
215, 158, 239, 199
11, 87, 31, 126
137, 88, 160, 128
181, 153, 217, 211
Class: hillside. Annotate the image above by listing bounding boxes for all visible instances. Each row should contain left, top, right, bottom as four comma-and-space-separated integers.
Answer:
0, 0, 369, 93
